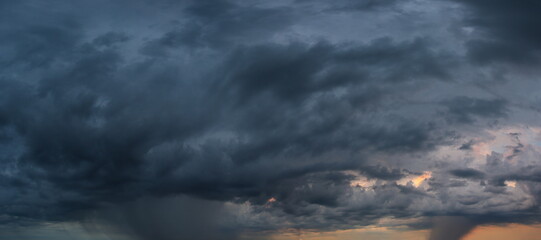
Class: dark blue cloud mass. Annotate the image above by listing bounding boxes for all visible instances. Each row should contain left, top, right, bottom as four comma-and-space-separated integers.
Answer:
1, 0, 541, 240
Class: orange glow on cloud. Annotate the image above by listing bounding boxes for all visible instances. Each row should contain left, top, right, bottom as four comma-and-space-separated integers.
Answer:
504, 180, 517, 188
412, 171, 432, 187
471, 141, 492, 157
264, 197, 277, 208
349, 177, 376, 188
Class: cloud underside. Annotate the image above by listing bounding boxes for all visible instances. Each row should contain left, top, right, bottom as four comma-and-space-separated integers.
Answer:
1, 0, 541, 239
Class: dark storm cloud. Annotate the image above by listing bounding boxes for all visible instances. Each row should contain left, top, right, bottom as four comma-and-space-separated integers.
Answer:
222, 37, 449, 103
458, 140, 474, 150
92, 32, 129, 47
140, 0, 295, 54
360, 165, 406, 180
0, 0, 453, 229
452, 0, 541, 64
449, 168, 485, 179
340, 0, 399, 11
442, 96, 507, 123
2, 0, 541, 239
297, 0, 400, 12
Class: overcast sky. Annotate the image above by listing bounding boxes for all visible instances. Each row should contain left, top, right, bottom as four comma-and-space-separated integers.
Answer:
2, 0, 541, 239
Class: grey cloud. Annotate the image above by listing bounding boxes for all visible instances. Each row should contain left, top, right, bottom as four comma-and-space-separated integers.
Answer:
141, 0, 295, 54
297, 0, 400, 12
458, 140, 474, 150
449, 168, 485, 180
442, 96, 507, 123
1, 0, 541, 239
360, 165, 406, 180
92, 32, 129, 47
0, 20, 454, 229
453, 0, 541, 64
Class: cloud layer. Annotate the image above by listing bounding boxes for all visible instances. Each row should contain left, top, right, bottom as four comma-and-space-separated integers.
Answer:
1, 0, 541, 239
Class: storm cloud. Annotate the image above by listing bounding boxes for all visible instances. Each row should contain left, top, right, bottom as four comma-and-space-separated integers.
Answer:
1, 0, 541, 239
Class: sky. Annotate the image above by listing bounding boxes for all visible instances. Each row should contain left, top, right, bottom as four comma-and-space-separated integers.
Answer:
1, 0, 541, 239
